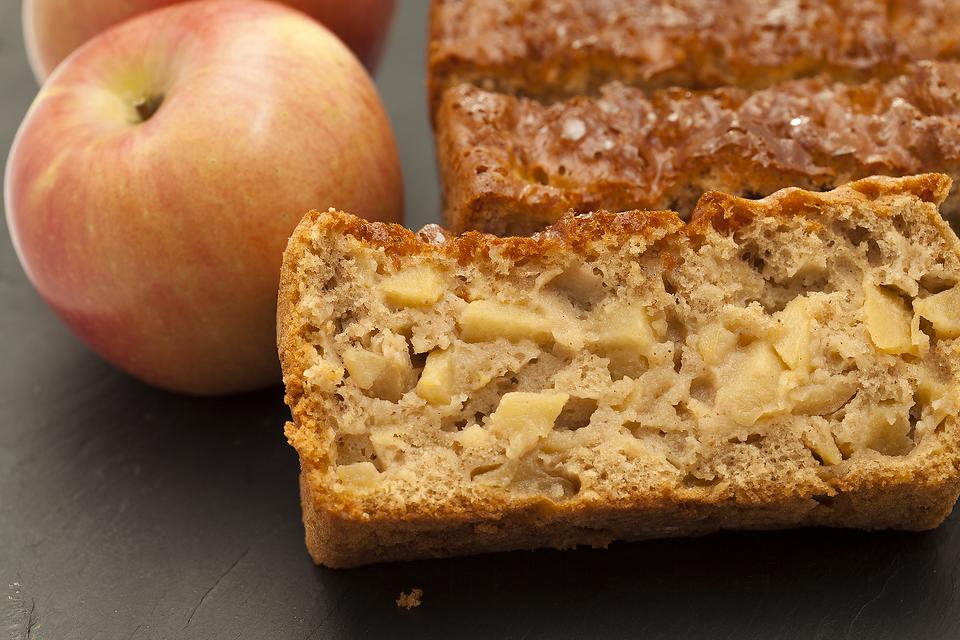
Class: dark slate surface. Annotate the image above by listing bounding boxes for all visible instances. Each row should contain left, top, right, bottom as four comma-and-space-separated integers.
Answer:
1, 3, 958, 638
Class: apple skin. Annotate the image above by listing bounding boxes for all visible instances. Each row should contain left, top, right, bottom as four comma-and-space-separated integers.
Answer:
23, 0, 397, 82
5, 0, 404, 395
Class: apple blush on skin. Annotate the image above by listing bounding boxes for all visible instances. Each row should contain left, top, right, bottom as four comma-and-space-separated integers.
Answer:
5, 0, 404, 395
23, 0, 397, 82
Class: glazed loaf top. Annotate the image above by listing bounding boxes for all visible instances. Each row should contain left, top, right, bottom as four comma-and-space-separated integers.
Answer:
428, 0, 960, 113
436, 62, 960, 233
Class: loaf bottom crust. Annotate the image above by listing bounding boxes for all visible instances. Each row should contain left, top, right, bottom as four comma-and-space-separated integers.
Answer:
297, 433, 960, 568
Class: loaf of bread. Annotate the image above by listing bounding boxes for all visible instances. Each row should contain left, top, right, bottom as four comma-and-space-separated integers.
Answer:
437, 63, 960, 235
428, 0, 960, 115
278, 174, 960, 567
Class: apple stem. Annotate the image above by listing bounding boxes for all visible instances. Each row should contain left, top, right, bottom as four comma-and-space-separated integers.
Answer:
134, 94, 164, 123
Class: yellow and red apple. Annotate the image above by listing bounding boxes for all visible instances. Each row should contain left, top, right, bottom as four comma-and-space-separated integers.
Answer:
23, 0, 397, 82
5, 0, 403, 395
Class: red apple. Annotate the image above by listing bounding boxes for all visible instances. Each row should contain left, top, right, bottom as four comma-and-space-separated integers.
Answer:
23, 0, 397, 82
5, 0, 403, 395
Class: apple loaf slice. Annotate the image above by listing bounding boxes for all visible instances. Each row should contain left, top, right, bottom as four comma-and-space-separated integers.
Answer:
279, 174, 960, 568
436, 63, 960, 235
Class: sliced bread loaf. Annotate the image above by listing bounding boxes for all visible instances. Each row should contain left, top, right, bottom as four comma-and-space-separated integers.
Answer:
279, 174, 960, 567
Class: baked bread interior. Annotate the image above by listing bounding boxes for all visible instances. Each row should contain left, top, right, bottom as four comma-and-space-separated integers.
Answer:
279, 174, 960, 567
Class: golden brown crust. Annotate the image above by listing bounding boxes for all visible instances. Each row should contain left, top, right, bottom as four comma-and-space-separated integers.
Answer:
436, 65, 960, 234
428, 0, 960, 115
302, 463, 959, 568
279, 176, 960, 567
688, 173, 953, 235
281, 207, 684, 266
294, 425, 960, 567
300, 176, 951, 255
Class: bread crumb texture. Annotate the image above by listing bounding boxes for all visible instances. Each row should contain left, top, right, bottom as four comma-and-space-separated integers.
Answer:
396, 589, 423, 610
279, 174, 960, 567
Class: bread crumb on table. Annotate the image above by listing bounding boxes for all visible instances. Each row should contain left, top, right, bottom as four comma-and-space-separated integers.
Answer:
396, 588, 423, 609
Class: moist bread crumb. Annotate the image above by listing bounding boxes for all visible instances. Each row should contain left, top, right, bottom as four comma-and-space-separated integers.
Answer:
278, 174, 960, 568
396, 589, 423, 609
